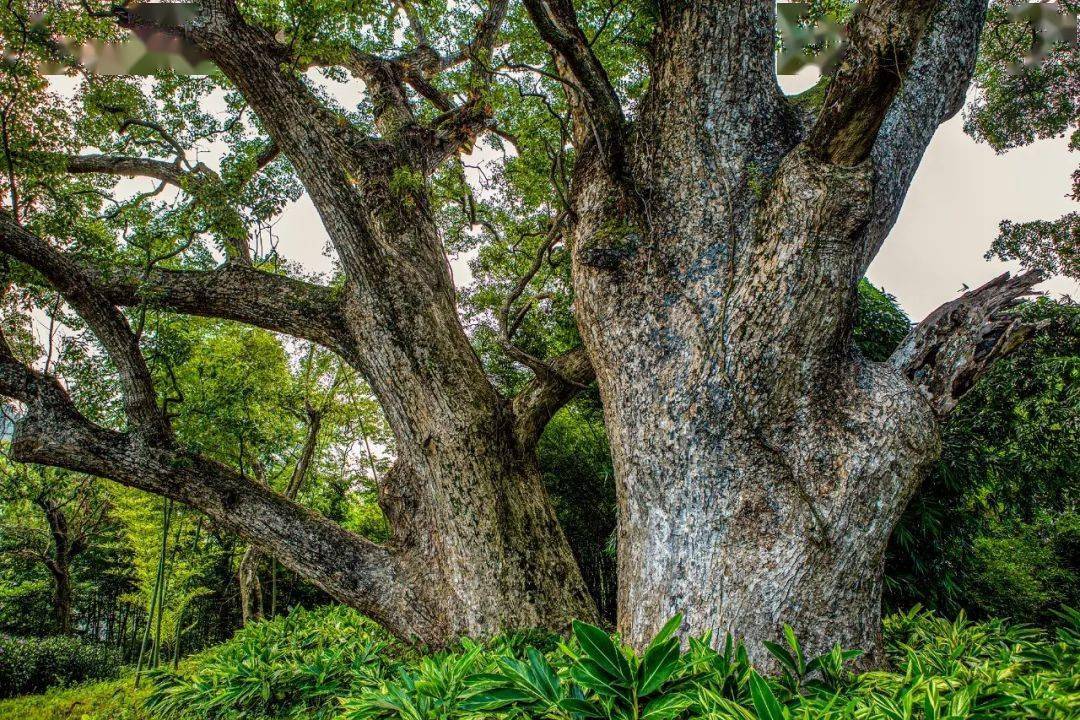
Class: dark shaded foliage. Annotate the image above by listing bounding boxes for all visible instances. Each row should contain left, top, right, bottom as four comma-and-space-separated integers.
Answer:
0, 633, 122, 698
887, 299, 1080, 624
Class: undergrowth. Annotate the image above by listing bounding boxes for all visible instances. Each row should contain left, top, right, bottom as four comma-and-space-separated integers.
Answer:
138, 604, 1080, 720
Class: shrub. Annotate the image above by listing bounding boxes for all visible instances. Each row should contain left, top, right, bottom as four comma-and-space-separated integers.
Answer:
344, 608, 1080, 720
0, 634, 123, 698
143, 604, 1080, 720
143, 605, 406, 720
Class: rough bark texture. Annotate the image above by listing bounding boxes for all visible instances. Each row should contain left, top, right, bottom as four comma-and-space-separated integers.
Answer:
524, 0, 1013, 668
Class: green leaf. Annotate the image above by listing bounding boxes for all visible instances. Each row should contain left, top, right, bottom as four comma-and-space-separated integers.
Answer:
462, 687, 539, 711
647, 614, 684, 650
570, 659, 630, 704
641, 693, 692, 720
559, 697, 605, 718
748, 671, 785, 720
573, 620, 632, 683
762, 641, 798, 679
638, 638, 681, 696
782, 625, 805, 674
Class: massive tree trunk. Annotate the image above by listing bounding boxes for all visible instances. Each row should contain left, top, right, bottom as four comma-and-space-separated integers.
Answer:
525, 0, 1039, 666
0, 0, 1045, 663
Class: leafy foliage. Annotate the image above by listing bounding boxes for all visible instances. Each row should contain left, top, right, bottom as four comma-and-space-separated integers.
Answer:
538, 399, 617, 621
965, 0, 1080, 279
887, 299, 1080, 624
0, 633, 122, 698
853, 280, 910, 362
139, 604, 1080, 720
143, 606, 406, 720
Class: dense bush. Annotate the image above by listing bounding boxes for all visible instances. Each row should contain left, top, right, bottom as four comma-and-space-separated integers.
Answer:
0, 633, 123, 698
144, 604, 1080, 720
143, 606, 408, 720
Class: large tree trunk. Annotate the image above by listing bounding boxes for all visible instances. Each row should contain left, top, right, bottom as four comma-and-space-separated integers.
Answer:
2, 0, 598, 643
538, 0, 1002, 667
144, 3, 597, 644
572, 148, 939, 666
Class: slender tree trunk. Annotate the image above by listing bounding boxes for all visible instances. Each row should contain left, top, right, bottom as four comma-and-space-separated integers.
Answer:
47, 561, 74, 635
39, 498, 77, 634
238, 550, 264, 625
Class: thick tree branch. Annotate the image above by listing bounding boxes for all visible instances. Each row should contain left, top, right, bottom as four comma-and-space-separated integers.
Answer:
0, 211, 169, 439
61, 154, 190, 186
1, 217, 348, 353
522, 0, 624, 162
858, 0, 988, 272
806, 0, 940, 165
890, 270, 1046, 417
512, 345, 594, 446
94, 265, 353, 357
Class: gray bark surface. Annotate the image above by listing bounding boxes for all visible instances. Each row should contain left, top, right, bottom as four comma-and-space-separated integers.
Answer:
528, 0, 1030, 666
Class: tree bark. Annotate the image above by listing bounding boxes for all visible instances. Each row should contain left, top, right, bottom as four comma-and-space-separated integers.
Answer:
51, 567, 73, 635
528, 0, 1010, 668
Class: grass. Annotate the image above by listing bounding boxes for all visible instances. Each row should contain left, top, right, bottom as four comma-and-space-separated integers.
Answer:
0, 675, 149, 720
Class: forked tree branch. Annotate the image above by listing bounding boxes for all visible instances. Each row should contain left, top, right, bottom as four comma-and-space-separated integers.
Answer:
0, 214, 351, 357
38, 147, 283, 264
806, 0, 940, 165
858, 0, 988, 273
0, 210, 169, 438
890, 270, 1046, 417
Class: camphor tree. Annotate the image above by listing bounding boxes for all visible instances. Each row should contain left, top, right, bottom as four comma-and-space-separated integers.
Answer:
0, 0, 1062, 666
